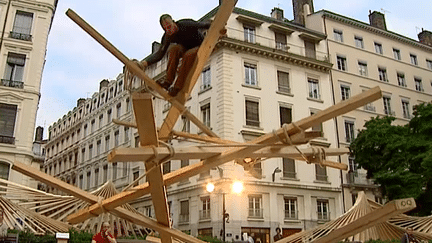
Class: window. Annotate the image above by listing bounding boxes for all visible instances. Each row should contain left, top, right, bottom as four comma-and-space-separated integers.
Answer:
317, 199, 330, 221
181, 114, 190, 132
310, 110, 323, 136
282, 158, 296, 179
96, 140, 101, 156
248, 195, 263, 218
427, 59, 432, 70
126, 98, 131, 112
315, 164, 327, 181
201, 67, 211, 90
0, 162, 10, 181
3, 53, 26, 88
0, 103, 17, 144
402, 100, 411, 119
114, 130, 119, 147
81, 148, 85, 163
348, 157, 357, 172
345, 121, 355, 143
284, 197, 298, 219
415, 78, 423, 92
112, 162, 117, 180
333, 29, 343, 42
83, 124, 88, 136
88, 144, 93, 160
122, 163, 127, 177
124, 127, 129, 142
378, 67, 388, 82
336, 56, 347, 71
275, 32, 287, 51
179, 200, 190, 223
383, 96, 393, 115
410, 54, 418, 65
105, 135, 110, 152
201, 103, 210, 128
79, 174, 83, 189
280, 106, 292, 126
304, 40, 316, 59
374, 42, 383, 54
245, 100, 259, 127
103, 165, 108, 182
145, 206, 152, 218
340, 85, 350, 100
107, 109, 112, 122
354, 36, 364, 48
308, 78, 320, 99
132, 170, 139, 186
91, 119, 95, 133
358, 62, 368, 76
116, 103, 122, 118
99, 115, 103, 128
397, 73, 407, 87
94, 168, 99, 187
244, 63, 257, 86
200, 196, 211, 220
11, 11, 33, 41
163, 161, 171, 175
277, 71, 290, 93
393, 48, 401, 60
244, 25, 255, 43
86, 171, 91, 189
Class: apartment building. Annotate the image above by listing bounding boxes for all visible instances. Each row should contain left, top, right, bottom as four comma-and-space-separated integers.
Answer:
0, 0, 58, 188
306, 8, 432, 209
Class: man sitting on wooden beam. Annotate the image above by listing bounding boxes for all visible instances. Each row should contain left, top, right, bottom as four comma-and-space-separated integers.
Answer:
135, 14, 211, 96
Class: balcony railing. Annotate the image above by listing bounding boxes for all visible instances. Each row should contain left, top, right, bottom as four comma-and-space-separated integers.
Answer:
0, 135, 15, 145
1, 79, 24, 89
284, 210, 298, 220
248, 208, 263, 218
179, 214, 189, 223
199, 210, 211, 220
9, 31, 32, 41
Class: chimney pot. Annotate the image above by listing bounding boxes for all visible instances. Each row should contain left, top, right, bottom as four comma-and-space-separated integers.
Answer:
418, 29, 432, 47
369, 11, 387, 30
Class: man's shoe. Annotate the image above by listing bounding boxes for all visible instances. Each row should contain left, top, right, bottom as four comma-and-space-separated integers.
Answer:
156, 80, 171, 90
168, 86, 181, 97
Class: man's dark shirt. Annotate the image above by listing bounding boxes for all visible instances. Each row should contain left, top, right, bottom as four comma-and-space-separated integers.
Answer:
145, 19, 211, 65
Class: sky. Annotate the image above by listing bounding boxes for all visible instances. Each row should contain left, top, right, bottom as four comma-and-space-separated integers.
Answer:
35, 0, 432, 137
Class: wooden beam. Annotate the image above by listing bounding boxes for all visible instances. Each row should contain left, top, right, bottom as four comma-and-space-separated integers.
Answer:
112, 118, 137, 128
158, 0, 237, 139
68, 86, 382, 223
312, 198, 416, 243
12, 160, 204, 243
133, 93, 159, 146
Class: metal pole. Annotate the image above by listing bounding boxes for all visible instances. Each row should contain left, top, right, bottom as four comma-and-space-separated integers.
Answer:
222, 193, 226, 242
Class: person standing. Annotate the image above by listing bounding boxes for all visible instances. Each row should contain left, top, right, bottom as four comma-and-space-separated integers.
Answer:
274, 227, 283, 242
92, 222, 117, 243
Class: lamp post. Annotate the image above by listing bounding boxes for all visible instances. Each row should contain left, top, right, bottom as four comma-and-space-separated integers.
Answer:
207, 181, 243, 242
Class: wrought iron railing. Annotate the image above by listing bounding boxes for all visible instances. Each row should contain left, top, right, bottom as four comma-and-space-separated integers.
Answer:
0, 135, 15, 145
1, 79, 24, 89
9, 31, 32, 41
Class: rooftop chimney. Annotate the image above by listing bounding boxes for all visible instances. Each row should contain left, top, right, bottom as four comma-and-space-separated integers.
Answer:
35, 126, 43, 142
418, 28, 432, 47
77, 98, 86, 107
99, 79, 109, 91
292, 0, 314, 26
369, 10, 387, 30
271, 7, 284, 21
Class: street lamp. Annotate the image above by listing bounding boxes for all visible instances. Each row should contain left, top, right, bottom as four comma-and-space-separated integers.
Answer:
272, 167, 282, 182
206, 181, 243, 242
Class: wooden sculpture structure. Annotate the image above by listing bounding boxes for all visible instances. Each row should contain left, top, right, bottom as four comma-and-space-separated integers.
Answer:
7, 1, 415, 242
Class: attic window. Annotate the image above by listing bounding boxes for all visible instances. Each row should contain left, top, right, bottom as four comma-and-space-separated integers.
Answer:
236, 15, 264, 27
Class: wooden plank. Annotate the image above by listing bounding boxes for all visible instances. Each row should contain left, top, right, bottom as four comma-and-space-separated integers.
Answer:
133, 93, 158, 146
11, 160, 203, 243
158, 0, 237, 138
108, 146, 349, 163
312, 198, 416, 243
68, 87, 381, 223
65, 9, 216, 139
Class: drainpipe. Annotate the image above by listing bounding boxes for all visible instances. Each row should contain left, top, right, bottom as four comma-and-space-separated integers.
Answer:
323, 14, 346, 213
0, 0, 12, 52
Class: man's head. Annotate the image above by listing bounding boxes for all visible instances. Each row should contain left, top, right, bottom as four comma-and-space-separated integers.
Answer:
276, 227, 281, 233
160, 14, 177, 35
101, 222, 110, 232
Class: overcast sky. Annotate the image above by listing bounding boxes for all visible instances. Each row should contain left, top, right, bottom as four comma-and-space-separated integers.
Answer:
35, 0, 432, 137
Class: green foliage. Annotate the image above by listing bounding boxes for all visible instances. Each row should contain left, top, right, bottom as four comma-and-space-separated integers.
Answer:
351, 103, 432, 216
68, 228, 93, 243
13, 230, 56, 243
197, 235, 223, 243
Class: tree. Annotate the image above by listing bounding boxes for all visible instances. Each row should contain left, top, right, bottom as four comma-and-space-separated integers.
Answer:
350, 103, 432, 216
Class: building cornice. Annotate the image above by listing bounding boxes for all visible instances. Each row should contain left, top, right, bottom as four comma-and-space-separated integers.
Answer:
215, 38, 332, 73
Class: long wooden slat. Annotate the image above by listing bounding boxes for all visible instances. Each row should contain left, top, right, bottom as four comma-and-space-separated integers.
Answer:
313, 198, 416, 243
157, 0, 237, 139
133, 93, 158, 146
65, 9, 215, 138
68, 87, 382, 223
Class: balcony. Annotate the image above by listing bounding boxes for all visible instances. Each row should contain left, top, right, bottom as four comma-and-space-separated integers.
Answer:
199, 210, 211, 221
248, 208, 263, 218
284, 210, 298, 220
0, 135, 15, 145
9, 31, 32, 41
1, 79, 24, 89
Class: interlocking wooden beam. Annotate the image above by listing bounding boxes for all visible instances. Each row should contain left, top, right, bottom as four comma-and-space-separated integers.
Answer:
312, 198, 416, 243
12, 161, 205, 243
67, 86, 382, 223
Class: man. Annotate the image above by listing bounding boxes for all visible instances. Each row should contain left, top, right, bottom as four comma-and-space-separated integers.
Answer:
401, 227, 419, 243
137, 14, 211, 96
273, 227, 283, 242
92, 222, 117, 243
